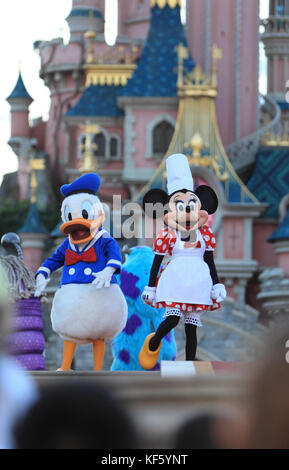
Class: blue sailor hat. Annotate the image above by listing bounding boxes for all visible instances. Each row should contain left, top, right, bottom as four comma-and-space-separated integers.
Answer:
61, 173, 101, 197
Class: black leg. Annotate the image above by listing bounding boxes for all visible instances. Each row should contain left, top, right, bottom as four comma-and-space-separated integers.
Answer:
149, 316, 180, 351
185, 324, 197, 360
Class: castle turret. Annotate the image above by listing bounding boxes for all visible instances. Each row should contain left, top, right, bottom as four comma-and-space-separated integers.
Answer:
67, 0, 105, 40
261, 0, 289, 133
262, 0, 289, 102
7, 71, 33, 139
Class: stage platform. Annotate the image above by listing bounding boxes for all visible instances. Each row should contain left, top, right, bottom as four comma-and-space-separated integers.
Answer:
31, 362, 251, 448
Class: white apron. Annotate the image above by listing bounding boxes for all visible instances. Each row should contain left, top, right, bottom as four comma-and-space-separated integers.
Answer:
156, 230, 213, 306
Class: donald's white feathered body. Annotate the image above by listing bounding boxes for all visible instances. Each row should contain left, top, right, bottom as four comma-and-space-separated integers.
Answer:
52, 283, 127, 345
35, 174, 128, 370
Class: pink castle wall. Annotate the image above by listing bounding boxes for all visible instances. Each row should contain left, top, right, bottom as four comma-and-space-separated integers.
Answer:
117, 0, 150, 40
253, 222, 278, 267
277, 252, 289, 275
224, 217, 244, 259
131, 108, 178, 168
187, 0, 259, 146
11, 111, 30, 138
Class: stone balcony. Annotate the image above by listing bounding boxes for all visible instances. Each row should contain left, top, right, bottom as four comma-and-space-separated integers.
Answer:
262, 15, 289, 35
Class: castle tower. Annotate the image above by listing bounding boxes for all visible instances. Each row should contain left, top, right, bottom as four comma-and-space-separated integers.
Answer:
118, 0, 194, 195
67, 0, 105, 41
7, 72, 33, 139
261, 0, 289, 131
187, 0, 259, 146
7, 72, 34, 201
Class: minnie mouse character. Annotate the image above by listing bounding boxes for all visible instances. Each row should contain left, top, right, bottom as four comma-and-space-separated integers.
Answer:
139, 154, 226, 370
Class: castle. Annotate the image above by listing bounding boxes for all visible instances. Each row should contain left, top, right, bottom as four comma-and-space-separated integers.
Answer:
4, 0, 289, 366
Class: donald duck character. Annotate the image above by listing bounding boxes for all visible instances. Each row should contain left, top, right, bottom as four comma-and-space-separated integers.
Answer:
34, 173, 128, 371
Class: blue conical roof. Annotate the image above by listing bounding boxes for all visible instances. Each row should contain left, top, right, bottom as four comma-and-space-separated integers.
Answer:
19, 204, 48, 234
7, 72, 33, 101
66, 85, 123, 117
119, 4, 195, 97
269, 209, 289, 242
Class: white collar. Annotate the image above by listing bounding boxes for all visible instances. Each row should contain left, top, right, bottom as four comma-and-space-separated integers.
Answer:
69, 229, 107, 252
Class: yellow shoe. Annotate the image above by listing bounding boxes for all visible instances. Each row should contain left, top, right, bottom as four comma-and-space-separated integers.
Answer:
139, 333, 162, 370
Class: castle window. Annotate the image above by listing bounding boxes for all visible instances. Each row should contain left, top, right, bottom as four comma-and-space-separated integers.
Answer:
152, 121, 175, 156
110, 137, 118, 158
277, 0, 285, 15
93, 133, 106, 157
79, 129, 120, 161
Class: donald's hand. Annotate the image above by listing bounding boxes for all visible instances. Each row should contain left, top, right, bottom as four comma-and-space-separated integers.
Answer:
92, 267, 115, 289
34, 274, 49, 297
211, 283, 227, 303
142, 286, 157, 306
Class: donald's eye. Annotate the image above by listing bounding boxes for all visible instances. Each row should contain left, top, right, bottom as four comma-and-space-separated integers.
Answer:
81, 201, 94, 220
176, 201, 185, 212
65, 206, 72, 222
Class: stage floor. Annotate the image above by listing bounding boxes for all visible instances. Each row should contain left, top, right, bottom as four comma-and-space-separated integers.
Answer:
30, 362, 251, 448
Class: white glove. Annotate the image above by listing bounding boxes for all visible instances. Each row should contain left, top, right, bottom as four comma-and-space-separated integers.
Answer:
211, 283, 227, 303
34, 273, 49, 297
142, 286, 157, 307
92, 267, 115, 289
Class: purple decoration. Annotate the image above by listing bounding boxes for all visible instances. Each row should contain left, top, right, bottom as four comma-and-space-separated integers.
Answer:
123, 314, 142, 336
164, 332, 172, 343
120, 269, 141, 299
12, 316, 43, 332
9, 297, 46, 371
151, 363, 161, 372
118, 349, 130, 365
15, 354, 46, 371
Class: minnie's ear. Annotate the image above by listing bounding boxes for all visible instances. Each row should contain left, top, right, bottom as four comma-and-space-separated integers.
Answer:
142, 189, 168, 219
194, 185, 218, 215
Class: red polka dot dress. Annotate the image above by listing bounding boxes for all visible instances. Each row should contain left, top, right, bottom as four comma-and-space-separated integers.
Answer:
152, 225, 220, 327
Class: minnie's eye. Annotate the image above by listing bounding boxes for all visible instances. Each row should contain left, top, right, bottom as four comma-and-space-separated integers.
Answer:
65, 206, 72, 222
188, 199, 196, 209
176, 201, 185, 212
81, 201, 94, 220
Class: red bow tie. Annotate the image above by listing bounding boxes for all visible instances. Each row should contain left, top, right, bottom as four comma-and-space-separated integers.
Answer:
65, 247, 97, 266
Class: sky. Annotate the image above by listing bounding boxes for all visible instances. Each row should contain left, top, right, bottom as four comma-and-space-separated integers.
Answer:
0, 0, 269, 182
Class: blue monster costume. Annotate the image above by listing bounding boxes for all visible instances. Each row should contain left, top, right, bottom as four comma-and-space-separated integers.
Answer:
111, 246, 177, 371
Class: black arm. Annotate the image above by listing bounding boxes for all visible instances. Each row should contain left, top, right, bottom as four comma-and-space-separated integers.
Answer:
148, 254, 164, 287
204, 251, 219, 285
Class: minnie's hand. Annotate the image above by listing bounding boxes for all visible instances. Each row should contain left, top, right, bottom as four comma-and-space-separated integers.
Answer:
142, 286, 156, 306
211, 283, 226, 302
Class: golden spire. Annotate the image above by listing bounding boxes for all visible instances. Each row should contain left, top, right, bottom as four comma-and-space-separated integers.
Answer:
177, 43, 189, 87
80, 122, 101, 174
211, 44, 223, 88
29, 158, 45, 204
85, 11, 97, 65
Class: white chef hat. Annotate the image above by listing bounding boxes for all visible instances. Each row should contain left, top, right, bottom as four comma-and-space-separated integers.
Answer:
166, 153, 194, 195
